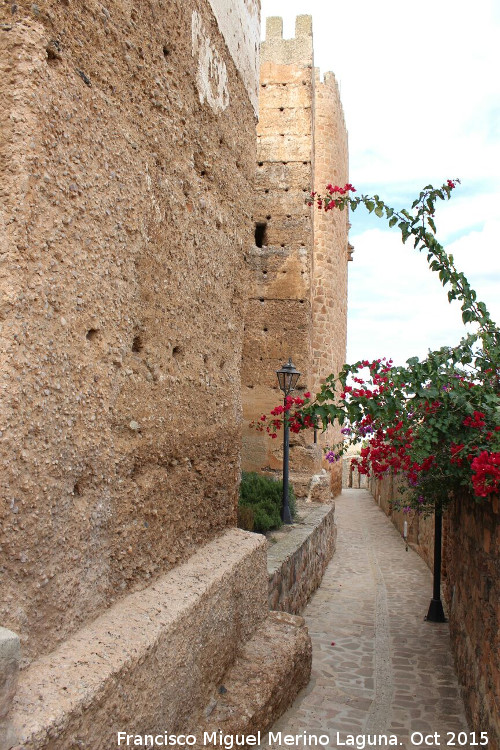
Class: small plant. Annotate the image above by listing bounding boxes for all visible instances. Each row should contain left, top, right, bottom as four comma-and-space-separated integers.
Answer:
238, 471, 296, 533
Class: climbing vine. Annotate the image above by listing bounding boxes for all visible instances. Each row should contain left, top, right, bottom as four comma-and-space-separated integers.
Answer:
254, 181, 500, 512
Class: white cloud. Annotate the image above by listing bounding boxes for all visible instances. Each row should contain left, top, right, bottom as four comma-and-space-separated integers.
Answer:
346, 226, 497, 366
260, 0, 500, 368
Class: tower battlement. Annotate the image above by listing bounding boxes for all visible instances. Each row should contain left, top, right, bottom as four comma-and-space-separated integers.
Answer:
242, 16, 350, 499
261, 15, 313, 65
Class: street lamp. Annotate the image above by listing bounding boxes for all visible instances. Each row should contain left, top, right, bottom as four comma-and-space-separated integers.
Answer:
425, 506, 447, 622
276, 358, 301, 524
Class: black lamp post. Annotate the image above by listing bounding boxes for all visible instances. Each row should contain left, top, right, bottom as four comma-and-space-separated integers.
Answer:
425, 506, 447, 622
276, 358, 301, 524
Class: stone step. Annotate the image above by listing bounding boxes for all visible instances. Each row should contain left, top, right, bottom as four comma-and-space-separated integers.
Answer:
193, 611, 311, 747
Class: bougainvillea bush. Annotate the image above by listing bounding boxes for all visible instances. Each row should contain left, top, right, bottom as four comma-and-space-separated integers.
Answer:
254, 181, 500, 514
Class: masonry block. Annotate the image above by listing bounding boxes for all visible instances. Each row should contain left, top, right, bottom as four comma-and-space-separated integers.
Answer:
259, 83, 312, 111
255, 162, 311, 191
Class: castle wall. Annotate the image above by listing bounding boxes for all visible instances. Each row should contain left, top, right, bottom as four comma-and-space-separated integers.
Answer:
0, 0, 259, 664
242, 16, 349, 495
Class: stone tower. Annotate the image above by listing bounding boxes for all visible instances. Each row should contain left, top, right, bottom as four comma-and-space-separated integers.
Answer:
242, 15, 351, 498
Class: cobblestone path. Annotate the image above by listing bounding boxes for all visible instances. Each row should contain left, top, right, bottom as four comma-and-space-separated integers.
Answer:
263, 489, 469, 750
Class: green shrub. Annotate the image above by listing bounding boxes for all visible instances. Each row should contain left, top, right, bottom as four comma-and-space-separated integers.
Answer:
238, 472, 296, 534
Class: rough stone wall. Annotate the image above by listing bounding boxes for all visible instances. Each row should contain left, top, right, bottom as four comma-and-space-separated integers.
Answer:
445, 495, 499, 750
242, 16, 349, 494
0, 0, 258, 664
312, 70, 349, 497
267, 502, 337, 614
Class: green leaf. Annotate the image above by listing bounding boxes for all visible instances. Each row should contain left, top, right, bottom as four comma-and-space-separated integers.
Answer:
389, 216, 398, 228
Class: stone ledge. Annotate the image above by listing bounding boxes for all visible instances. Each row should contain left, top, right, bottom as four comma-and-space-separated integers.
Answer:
268, 501, 337, 614
193, 611, 311, 745
10, 529, 269, 750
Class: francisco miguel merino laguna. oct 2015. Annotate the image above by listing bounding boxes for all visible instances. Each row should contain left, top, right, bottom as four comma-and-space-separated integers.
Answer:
116, 731, 407, 748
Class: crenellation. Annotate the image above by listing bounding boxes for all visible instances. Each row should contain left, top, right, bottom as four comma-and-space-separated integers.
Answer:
261, 16, 313, 67
243, 16, 349, 500
265, 16, 283, 40
295, 15, 313, 37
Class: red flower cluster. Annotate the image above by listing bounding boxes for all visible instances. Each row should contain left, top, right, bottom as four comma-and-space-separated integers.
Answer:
352, 421, 419, 478
463, 411, 486, 429
471, 451, 500, 497
289, 413, 315, 434
308, 184, 356, 212
250, 392, 313, 439
423, 400, 441, 415
339, 359, 393, 401
325, 183, 356, 195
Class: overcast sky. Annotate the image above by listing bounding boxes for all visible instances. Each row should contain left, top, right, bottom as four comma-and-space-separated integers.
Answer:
260, 0, 500, 367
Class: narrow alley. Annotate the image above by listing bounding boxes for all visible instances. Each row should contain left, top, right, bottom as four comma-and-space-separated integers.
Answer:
264, 489, 470, 750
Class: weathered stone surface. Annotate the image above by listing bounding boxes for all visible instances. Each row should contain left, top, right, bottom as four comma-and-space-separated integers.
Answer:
260, 15, 313, 67
311, 67, 349, 497
258, 134, 312, 163
0, 0, 257, 665
308, 471, 332, 503
254, 187, 310, 218
268, 501, 337, 614
193, 611, 312, 746
241, 299, 311, 388
0, 5, 319, 748
255, 162, 310, 190
244, 245, 310, 300
446, 494, 499, 750
258, 106, 312, 136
